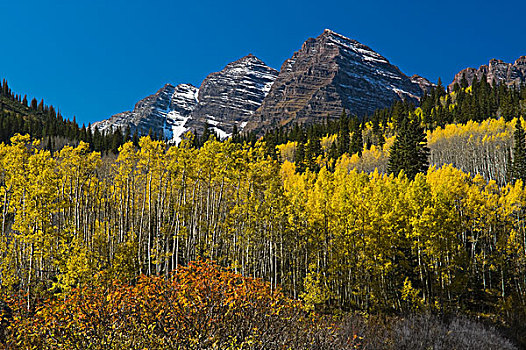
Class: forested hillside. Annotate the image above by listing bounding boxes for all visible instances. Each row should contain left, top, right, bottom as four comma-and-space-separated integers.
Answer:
0, 80, 167, 154
1, 75, 526, 347
261, 76, 526, 184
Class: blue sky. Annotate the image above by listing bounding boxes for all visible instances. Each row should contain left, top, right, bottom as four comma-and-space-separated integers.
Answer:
0, 0, 525, 125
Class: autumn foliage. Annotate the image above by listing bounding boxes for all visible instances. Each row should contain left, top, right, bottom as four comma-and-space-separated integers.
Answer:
0, 130, 524, 346
3, 261, 351, 349
2, 261, 517, 349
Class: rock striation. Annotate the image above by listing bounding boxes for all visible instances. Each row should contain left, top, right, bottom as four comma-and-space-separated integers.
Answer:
94, 55, 277, 142
187, 54, 278, 138
92, 83, 198, 143
246, 29, 428, 134
449, 56, 526, 91
94, 29, 433, 141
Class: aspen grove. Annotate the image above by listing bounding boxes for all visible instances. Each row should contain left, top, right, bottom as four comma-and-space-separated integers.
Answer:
0, 132, 525, 319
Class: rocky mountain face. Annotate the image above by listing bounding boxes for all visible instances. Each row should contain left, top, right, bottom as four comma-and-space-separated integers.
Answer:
94, 29, 432, 141
186, 54, 278, 138
245, 29, 429, 134
92, 83, 198, 143
449, 56, 526, 91
410, 74, 434, 92
94, 55, 277, 142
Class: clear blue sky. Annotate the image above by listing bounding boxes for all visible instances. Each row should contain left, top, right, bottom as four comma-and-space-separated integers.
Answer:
1, 0, 525, 126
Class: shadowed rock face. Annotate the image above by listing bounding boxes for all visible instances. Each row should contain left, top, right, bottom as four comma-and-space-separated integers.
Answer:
449, 56, 526, 90
246, 29, 428, 135
92, 83, 198, 143
186, 54, 278, 138
94, 55, 277, 142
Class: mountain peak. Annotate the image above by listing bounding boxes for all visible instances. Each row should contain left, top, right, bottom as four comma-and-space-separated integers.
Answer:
94, 30, 431, 140
184, 55, 278, 138
515, 56, 526, 66
316, 29, 390, 65
449, 56, 526, 90
230, 53, 268, 67
321, 28, 352, 41
247, 30, 426, 134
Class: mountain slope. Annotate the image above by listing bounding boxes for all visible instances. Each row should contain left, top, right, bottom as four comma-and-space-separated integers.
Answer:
186, 54, 278, 138
449, 56, 526, 90
92, 83, 198, 143
94, 55, 277, 142
246, 29, 429, 134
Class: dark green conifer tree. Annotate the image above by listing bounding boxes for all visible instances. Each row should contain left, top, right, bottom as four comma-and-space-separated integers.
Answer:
111, 128, 124, 154
132, 129, 139, 147
387, 115, 429, 180
305, 132, 321, 172
295, 141, 306, 173
328, 140, 338, 163
350, 121, 363, 156
231, 124, 239, 143
511, 119, 526, 182
124, 126, 131, 142
337, 111, 350, 157
200, 124, 211, 146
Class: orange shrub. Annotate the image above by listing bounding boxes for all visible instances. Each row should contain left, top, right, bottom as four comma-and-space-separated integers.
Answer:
4, 261, 352, 349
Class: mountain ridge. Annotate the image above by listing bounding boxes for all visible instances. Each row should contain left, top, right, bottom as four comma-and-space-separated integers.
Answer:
449, 56, 526, 91
95, 29, 526, 141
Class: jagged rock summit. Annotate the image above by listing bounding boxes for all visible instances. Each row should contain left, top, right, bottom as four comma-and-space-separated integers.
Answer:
449, 56, 526, 91
94, 29, 432, 141
94, 54, 277, 142
245, 29, 430, 134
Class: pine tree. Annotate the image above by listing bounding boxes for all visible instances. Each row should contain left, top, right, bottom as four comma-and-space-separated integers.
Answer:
124, 126, 131, 142
337, 111, 350, 157
30, 98, 38, 110
350, 121, 363, 156
328, 140, 338, 163
305, 133, 321, 172
111, 128, 124, 154
295, 141, 306, 173
387, 115, 429, 180
232, 124, 239, 143
132, 129, 139, 147
460, 73, 469, 89
511, 119, 526, 182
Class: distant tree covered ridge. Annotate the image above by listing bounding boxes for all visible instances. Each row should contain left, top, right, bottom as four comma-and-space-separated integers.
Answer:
0, 79, 168, 154
2, 74, 525, 176
262, 77, 526, 183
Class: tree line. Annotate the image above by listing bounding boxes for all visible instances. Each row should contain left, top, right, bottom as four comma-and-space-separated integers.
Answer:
0, 79, 171, 154
259, 77, 525, 173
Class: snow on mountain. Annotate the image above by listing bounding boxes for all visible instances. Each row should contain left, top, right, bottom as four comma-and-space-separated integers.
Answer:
186, 54, 278, 138
94, 29, 434, 141
92, 83, 198, 143
93, 55, 277, 142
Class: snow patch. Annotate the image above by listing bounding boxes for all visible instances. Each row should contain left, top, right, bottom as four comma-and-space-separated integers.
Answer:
212, 127, 231, 140
168, 111, 192, 144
